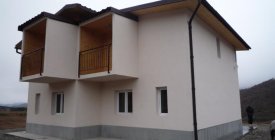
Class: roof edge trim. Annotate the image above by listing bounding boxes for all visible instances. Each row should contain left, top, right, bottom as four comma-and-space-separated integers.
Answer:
201, 1, 250, 50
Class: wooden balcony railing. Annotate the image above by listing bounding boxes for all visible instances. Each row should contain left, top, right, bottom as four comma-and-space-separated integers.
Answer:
79, 43, 112, 76
20, 47, 44, 78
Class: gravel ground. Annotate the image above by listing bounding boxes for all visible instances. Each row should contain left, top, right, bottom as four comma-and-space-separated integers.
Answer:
239, 123, 271, 140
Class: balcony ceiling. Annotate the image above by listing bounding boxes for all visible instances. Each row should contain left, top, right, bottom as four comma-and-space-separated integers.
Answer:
26, 19, 46, 35
82, 14, 112, 35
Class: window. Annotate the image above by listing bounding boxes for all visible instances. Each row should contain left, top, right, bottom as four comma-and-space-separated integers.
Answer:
117, 91, 132, 113
52, 92, 64, 114
157, 87, 168, 114
216, 37, 221, 58
35, 93, 40, 114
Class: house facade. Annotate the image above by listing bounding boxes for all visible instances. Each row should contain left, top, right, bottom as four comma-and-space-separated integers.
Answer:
16, 0, 250, 140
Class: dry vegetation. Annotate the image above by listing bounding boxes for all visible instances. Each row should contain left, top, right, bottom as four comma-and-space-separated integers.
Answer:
0, 111, 26, 130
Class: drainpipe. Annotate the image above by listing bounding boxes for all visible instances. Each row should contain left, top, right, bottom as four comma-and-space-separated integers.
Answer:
188, 0, 203, 140
15, 48, 21, 54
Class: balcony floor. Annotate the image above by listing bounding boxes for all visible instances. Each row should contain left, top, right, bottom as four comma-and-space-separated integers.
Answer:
79, 72, 137, 82
21, 74, 74, 83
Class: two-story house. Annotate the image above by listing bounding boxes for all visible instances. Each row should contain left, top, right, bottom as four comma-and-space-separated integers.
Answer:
16, 0, 250, 140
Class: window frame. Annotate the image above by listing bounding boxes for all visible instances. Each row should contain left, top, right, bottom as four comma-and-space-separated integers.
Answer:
116, 90, 133, 114
157, 87, 168, 115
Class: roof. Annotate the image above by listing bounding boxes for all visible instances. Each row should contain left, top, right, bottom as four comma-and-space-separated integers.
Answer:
18, 4, 137, 32
17, 1, 250, 50
122, 0, 250, 50
201, 1, 250, 50
55, 3, 97, 23
18, 12, 78, 31
80, 7, 138, 23
122, 0, 186, 12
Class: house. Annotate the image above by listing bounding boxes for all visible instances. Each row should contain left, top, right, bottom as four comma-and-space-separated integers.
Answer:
15, 0, 250, 140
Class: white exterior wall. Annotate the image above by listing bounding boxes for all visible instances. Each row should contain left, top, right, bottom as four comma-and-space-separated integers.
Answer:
74, 81, 101, 127
43, 19, 78, 79
26, 9, 241, 132
100, 9, 193, 131
111, 14, 138, 77
27, 82, 77, 127
27, 9, 194, 131
192, 17, 241, 129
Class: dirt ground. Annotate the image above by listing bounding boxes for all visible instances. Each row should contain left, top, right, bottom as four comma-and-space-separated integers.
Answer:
0, 111, 26, 130
239, 123, 272, 140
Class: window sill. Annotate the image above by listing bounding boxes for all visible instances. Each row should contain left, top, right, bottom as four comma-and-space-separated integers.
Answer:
55, 113, 64, 115
159, 113, 168, 117
116, 112, 133, 115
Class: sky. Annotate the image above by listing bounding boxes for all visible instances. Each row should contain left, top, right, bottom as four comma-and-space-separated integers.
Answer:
0, 0, 274, 104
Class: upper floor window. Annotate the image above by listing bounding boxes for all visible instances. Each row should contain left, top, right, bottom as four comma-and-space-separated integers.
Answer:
157, 87, 168, 114
52, 92, 64, 114
117, 90, 132, 113
216, 37, 221, 58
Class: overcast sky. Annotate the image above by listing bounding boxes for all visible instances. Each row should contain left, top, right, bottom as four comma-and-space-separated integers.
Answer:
0, 0, 274, 104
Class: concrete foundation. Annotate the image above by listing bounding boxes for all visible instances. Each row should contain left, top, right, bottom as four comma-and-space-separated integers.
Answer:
26, 120, 242, 140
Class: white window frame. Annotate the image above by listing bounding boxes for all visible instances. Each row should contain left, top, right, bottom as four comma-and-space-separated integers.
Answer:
157, 87, 168, 115
52, 92, 64, 115
116, 90, 132, 114
34, 93, 40, 115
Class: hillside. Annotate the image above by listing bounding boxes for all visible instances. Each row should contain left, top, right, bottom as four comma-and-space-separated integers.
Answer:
0, 103, 27, 112
240, 78, 275, 122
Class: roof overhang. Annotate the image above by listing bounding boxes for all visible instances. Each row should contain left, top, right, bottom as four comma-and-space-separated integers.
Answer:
17, 1, 250, 50
18, 12, 78, 31
122, 0, 250, 50
18, 6, 138, 32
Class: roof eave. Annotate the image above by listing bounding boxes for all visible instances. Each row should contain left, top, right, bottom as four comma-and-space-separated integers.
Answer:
80, 7, 138, 25
122, 0, 186, 12
201, 1, 250, 50
18, 12, 78, 31
121, 0, 250, 50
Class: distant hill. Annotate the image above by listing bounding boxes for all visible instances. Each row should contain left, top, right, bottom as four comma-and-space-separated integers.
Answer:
240, 78, 275, 122
0, 103, 27, 111
0, 103, 27, 108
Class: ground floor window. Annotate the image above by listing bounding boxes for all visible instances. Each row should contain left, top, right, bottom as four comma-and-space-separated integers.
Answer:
157, 87, 168, 114
117, 90, 132, 113
35, 93, 40, 114
52, 92, 64, 114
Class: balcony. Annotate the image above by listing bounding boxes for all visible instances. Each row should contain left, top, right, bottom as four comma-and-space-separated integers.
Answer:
20, 18, 78, 83
79, 14, 138, 81
20, 19, 46, 81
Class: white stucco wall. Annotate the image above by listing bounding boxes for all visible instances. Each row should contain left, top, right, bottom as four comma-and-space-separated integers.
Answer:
112, 14, 138, 78
74, 81, 101, 127
27, 82, 77, 127
27, 9, 194, 131
43, 19, 78, 79
192, 16, 241, 129
100, 9, 194, 131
